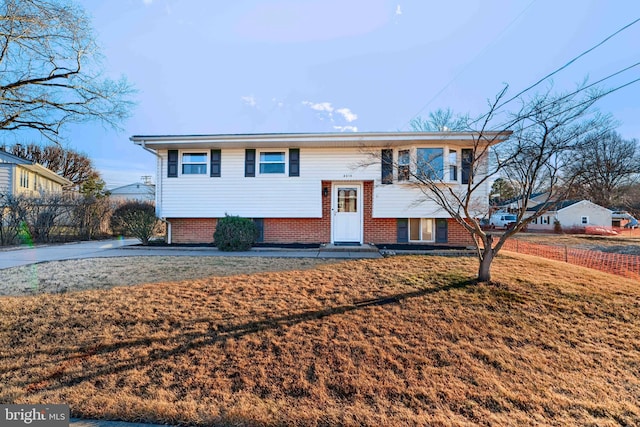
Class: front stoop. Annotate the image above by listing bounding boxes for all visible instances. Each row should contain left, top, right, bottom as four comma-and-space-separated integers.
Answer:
319, 243, 379, 252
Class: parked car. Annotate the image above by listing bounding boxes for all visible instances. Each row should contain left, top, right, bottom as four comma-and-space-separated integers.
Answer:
490, 212, 517, 229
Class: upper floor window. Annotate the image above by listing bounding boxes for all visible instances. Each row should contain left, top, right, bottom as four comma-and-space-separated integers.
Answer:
449, 150, 458, 181
398, 150, 410, 181
182, 153, 207, 175
416, 148, 444, 180
259, 152, 285, 174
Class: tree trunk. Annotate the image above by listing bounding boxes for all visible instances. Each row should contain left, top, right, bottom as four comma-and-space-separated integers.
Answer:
478, 234, 494, 282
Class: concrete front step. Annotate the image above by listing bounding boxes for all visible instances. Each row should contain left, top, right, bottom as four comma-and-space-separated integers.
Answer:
319, 243, 379, 252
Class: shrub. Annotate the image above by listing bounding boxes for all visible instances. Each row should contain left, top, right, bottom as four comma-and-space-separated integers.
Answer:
553, 219, 563, 234
110, 201, 158, 245
213, 215, 259, 251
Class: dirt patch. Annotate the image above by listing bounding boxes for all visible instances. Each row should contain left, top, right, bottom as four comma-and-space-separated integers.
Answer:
0, 256, 339, 296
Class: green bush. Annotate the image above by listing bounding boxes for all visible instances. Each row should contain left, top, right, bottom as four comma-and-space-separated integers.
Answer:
110, 201, 158, 245
213, 215, 259, 251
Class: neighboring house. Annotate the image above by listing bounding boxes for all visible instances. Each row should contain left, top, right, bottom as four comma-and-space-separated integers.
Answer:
109, 182, 155, 203
493, 191, 548, 213
131, 132, 510, 245
0, 149, 72, 196
525, 200, 612, 231
612, 211, 638, 229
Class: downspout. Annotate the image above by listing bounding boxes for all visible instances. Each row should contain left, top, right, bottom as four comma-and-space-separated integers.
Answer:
138, 140, 172, 244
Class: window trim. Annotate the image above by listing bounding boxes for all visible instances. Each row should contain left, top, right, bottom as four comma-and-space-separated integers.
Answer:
258, 150, 287, 175
395, 146, 462, 184
398, 149, 410, 181
581, 216, 589, 225
180, 151, 208, 176
408, 218, 435, 242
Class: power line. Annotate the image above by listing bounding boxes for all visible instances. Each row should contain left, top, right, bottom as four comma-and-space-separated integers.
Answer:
489, 16, 640, 114
490, 75, 640, 136
400, 0, 538, 130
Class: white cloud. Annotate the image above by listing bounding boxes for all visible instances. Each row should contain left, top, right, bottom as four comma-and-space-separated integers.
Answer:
241, 95, 258, 107
333, 126, 358, 132
395, 4, 402, 15
142, 0, 153, 5
335, 108, 358, 122
303, 101, 359, 127
302, 101, 334, 113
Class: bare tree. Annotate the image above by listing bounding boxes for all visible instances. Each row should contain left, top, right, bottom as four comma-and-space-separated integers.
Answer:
385, 85, 613, 282
0, 0, 135, 141
565, 130, 639, 208
409, 108, 470, 132
2, 142, 99, 186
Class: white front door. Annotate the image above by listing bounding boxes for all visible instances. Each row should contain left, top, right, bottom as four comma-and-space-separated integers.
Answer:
332, 183, 363, 244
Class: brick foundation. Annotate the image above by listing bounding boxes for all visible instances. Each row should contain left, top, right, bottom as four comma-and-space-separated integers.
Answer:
168, 218, 217, 244
167, 181, 475, 246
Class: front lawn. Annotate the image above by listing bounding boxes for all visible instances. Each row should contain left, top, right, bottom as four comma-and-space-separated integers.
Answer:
1, 254, 639, 426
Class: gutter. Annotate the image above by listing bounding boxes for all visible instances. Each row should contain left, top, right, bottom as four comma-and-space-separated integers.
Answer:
134, 138, 172, 244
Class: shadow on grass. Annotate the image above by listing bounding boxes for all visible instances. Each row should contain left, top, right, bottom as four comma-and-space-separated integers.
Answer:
15, 279, 475, 396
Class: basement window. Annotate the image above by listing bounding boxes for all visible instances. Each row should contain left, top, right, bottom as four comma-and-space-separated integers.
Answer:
409, 218, 434, 242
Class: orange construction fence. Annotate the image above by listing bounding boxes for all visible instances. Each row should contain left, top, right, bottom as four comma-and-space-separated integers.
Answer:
500, 239, 640, 281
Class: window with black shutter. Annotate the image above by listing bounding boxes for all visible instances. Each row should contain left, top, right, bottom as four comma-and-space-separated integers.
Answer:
381, 149, 393, 184
289, 148, 300, 177
210, 149, 221, 177
245, 149, 256, 177
167, 150, 178, 178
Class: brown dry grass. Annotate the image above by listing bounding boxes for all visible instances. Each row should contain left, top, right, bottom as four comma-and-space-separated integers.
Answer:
0, 256, 337, 296
1, 254, 639, 426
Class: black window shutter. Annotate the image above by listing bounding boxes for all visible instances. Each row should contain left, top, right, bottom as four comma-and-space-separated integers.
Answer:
167, 150, 178, 178
245, 149, 256, 177
436, 219, 448, 243
289, 148, 300, 177
210, 149, 221, 177
461, 149, 473, 184
381, 149, 393, 184
253, 218, 264, 243
397, 218, 408, 243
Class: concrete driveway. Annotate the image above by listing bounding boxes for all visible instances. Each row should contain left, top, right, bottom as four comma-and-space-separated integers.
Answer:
0, 240, 382, 270
0, 239, 139, 269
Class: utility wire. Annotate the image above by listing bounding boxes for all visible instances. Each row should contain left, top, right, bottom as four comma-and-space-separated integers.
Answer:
400, 0, 538, 130
467, 16, 640, 129
489, 16, 640, 114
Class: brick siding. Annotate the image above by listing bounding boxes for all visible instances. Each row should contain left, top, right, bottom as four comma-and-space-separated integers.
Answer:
168, 218, 217, 244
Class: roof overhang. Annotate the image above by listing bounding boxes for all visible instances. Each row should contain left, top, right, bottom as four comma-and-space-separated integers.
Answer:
20, 164, 73, 187
130, 131, 512, 151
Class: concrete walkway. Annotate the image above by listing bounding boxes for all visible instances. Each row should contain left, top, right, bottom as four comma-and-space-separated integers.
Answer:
0, 239, 382, 270
0, 238, 140, 269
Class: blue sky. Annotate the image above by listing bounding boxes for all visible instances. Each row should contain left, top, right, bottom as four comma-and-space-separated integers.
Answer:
52, 1, 640, 187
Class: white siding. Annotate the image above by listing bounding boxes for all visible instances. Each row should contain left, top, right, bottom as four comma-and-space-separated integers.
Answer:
157, 146, 490, 219
0, 165, 10, 194
557, 201, 612, 228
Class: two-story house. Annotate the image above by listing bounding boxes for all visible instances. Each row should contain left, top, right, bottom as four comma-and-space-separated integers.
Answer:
0, 150, 72, 196
131, 132, 510, 246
